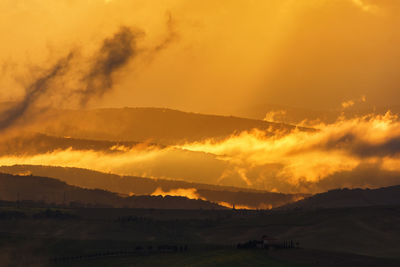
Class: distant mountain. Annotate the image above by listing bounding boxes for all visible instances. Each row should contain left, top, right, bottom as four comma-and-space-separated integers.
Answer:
0, 165, 308, 209
236, 103, 339, 123
26, 107, 311, 145
281, 185, 400, 210
0, 173, 225, 209
236, 103, 400, 124
0, 132, 146, 156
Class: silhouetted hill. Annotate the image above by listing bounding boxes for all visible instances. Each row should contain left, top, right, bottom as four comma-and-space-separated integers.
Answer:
0, 165, 307, 209
0, 132, 147, 156
237, 102, 400, 124
0, 173, 225, 209
28, 107, 312, 144
281, 185, 400, 210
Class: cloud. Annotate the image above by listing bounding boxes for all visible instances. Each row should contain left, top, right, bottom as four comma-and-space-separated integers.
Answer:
151, 187, 204, 200
351, 0, 378, 13
320, 133, 400, 158
176, 111, 400, 192
341, 100, 354, 109
341, 95, 367, 109
152, 12, 178, 53
1, 112, 400, 193
0, 22, 176, 132
1, 0, 399, 116
0, 145, 228, 186
0, 26, 139, 131
77, 26, 141, 106
0, 53, 75, 131
263, 110, 287, 123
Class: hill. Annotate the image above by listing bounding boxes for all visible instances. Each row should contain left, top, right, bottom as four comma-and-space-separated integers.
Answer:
0, 173, 225, 210
0, 165, 308, 209
237, 102, 400, 124
281, 185, 400, 210
0, 132, 146, 156
26, 107, 311, 144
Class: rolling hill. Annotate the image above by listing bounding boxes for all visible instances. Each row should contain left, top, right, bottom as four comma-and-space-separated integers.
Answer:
281, 185, 400, 210
0, 132, 146, 156
0, 172, 225, 209
0, 165, 308, 209
237, 102, 400, 124
26, 107, 312, 144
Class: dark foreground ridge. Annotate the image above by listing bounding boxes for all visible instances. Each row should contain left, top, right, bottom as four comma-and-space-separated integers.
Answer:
1, 171, 400, 266
0, 202, 399, 266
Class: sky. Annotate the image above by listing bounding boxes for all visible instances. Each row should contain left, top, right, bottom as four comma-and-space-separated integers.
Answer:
1, 0, 399, 117
1, 0, 400, 194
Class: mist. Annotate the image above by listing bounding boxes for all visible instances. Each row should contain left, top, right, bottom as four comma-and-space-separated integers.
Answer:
1, 0, 400, 193
0, 112, 400, 193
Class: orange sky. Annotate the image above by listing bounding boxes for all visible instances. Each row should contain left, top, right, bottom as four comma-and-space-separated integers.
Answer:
1, 0, 399, 116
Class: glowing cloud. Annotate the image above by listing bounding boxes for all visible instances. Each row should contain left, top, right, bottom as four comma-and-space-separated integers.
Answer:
1, 112, 400, 193
351, 0, 378, 13
264, 110, 287, 123
151, 187, 204, 200
342, 100, 355, 109
177, 112, 400, 192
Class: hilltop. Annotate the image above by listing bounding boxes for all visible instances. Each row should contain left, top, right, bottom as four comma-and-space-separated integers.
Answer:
0, 172, 225, 210
0, 132, 145, 156
26, 107, 311, 144
0, 165, 307, 209
282, 185, 400, 210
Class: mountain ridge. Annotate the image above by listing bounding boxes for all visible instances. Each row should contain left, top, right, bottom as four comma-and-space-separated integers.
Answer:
281, 185, 400, 210
25, 107, 313, 144
0, 172, 225, 210
0, 165, 308, 209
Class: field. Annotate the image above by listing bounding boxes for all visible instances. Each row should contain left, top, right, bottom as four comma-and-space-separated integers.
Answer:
1, 204, 400, 266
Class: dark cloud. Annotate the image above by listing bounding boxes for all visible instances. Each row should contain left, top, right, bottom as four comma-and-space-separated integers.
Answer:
351, 137, 400, 158
152, 12, 178, 53
318, 133, 400, 158
0, 22, 177, 132
78, 26, 141, 106
0, 53, 74, 131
